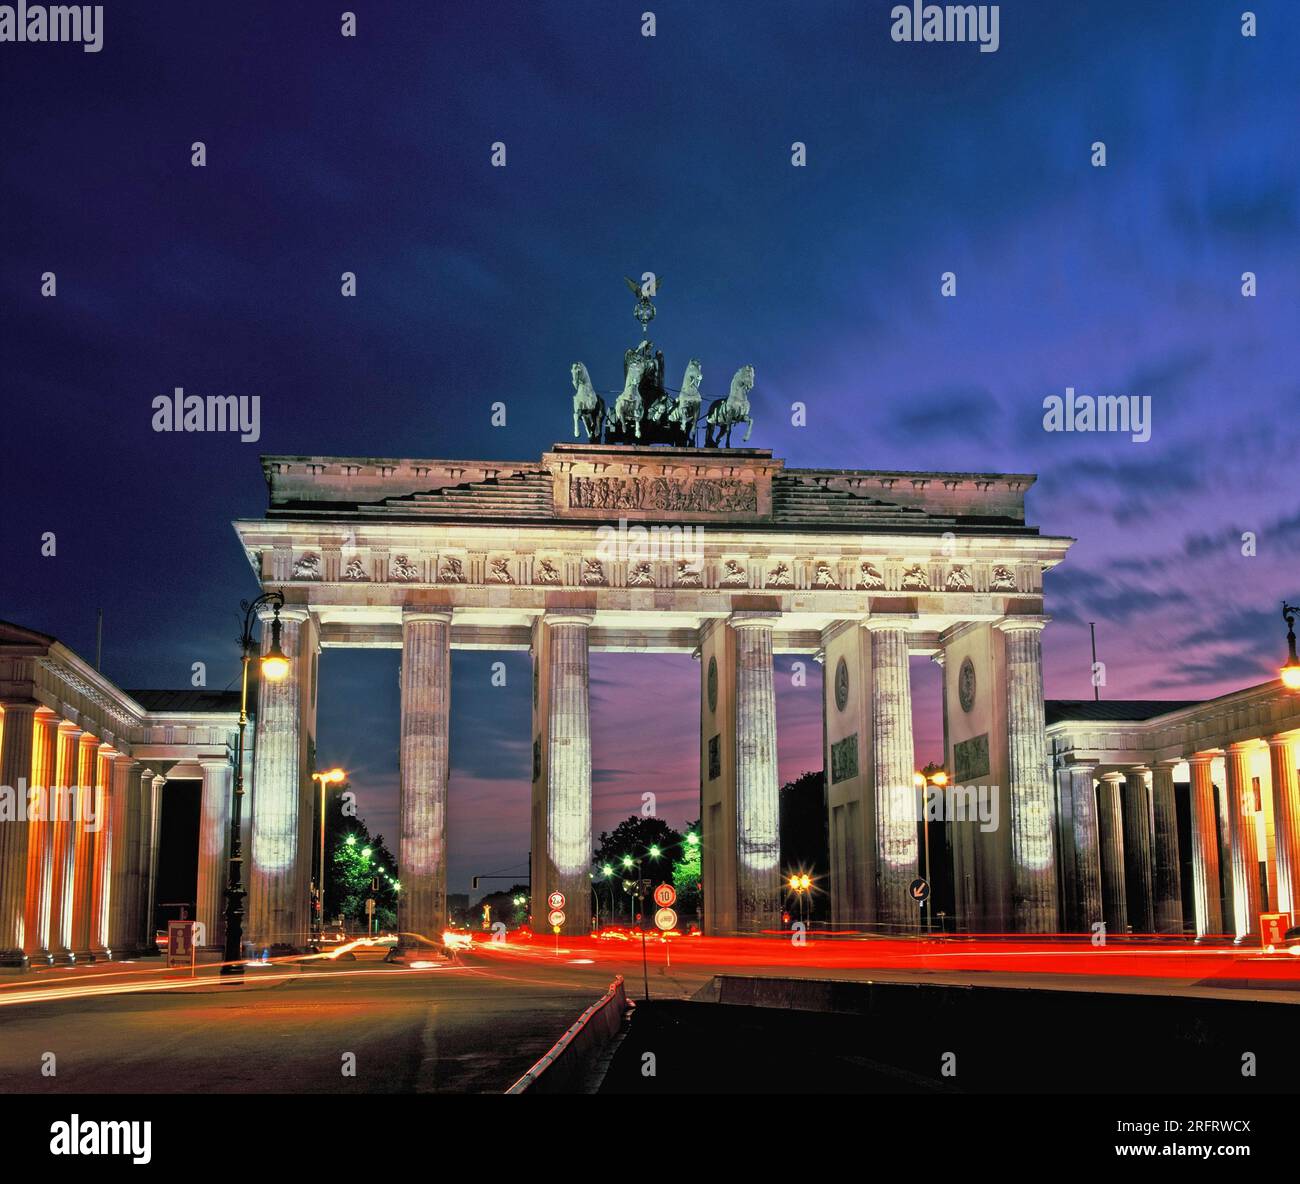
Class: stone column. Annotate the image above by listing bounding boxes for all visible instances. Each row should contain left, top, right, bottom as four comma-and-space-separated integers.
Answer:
196, 759, 232, 949
1187, 755, 1222, 938
123, 764, 147, 953
249, 607, 308, 952
88, 746, 114, 958
999, 620, 1058, 933
1223, 742, 1261, 941
730, 614, 781, 932
0, 702, 38, 967
1150, 762, 1183, 934
1096, 772, 1128, 934
398, 610, 453, 944
1268, 734, 1300, 921
105, 756, 137, 957
1069, 764, 1104, 933
1121, 768, 1155, 933
866, 620, 919, 930
69, 732, 99, 960
136, 772, 165, 954
23, 710, 60, 963
48, 724, 82, 963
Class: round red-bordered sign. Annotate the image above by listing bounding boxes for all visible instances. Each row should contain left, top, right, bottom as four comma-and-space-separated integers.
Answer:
547, 891, 565, 910
653, 883, 676, 908
547, 909, 565, 927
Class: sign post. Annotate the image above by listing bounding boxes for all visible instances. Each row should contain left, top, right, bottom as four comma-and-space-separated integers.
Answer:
1260, 912, 1288, 949
167, 920, 196, 977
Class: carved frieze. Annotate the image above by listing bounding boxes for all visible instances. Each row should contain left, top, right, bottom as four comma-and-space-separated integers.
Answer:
675, 560, 702, 587
946, 566, 972, 591
991, 565, 1016, 590
488, 557, 514, 584
628, 561, 654, 587
857, 561, 884, 590
902, 564, 929, 590
438, 556, 464, 583
721, 560, 748, 586
534, 558, 561, 585
341, 556, 369, 582
581, 558, 606, 586
569, 475, 757, 514
293, 553, 320, 580
766, 561, 792, 588
391, 554, 420, 581
831, 733, 859, 783
814, 561, 839, 588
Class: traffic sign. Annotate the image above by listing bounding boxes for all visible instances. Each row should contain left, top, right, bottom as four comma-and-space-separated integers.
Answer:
547, 908, 566, 928
365, 897, 376, 916
654, 907, 678, 931
547, 891, 565, 910
653, 883, 676, 908
909, 877, 930, 903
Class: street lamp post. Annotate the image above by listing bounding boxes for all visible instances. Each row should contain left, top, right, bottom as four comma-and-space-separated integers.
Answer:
914, 766, 949, 936
221, 592, 291, 978
1280, 602, 1300, 690
310, 767, 346, 940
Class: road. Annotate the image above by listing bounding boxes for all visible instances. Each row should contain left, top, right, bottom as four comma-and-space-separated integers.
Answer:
1, 932, 1296, 1094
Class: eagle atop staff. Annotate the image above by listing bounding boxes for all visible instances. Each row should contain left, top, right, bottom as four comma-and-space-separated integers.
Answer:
624, 273, 662, 336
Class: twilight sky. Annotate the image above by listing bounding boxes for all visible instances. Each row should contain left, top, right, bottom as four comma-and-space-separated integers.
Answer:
2, 2, 1297, 895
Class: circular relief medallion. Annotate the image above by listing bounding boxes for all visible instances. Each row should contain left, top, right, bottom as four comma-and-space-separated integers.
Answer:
707, 656, 718, 713
834, 657, 850, 712
958, 657, 977, 713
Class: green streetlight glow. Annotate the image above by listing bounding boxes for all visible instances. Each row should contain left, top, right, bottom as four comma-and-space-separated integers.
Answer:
602, 863, 613, 876
686, 832, 699, 847
345, 834, 356, 847
621, 855, 633, 868
649, 845, 661, 858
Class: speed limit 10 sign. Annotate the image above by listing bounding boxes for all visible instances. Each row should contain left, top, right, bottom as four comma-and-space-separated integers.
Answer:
653, 883, 676, 908
547, 891, 565, 910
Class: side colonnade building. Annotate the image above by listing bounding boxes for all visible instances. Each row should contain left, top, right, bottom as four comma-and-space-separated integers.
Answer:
0, 622, 248, 967
1047, 687, 1300, 943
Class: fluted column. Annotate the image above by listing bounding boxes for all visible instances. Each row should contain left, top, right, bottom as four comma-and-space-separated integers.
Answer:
49, 724, 82, 962
867, 620, 918, 930
196, 759, 232, 949
0, 703, 38, 966
1268, 734, 1300, 920
249, 607, 308, 951
999, 620, 1058, 933
730, 614, 780, 932
68, 732, 99, 960
1097, 772, 1127, 934
105, 756, 137, 957
1223, 742, 1261, 941
1121, 768, 1155, 933
398, 610, 453, 943
124, 765, 148, 952
23, 710, 60, 963
1150, 763, 1183, 934
1187, 755, 1222, 938
88, 745, 114, 957
1069, 764, 1104, 932
140, 773, 165, 954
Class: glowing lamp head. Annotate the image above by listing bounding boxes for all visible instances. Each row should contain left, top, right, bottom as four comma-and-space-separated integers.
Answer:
800, 874, 811, 890
932, 770, 949, 786
345, 834, 357, 847
622, 855, 633, 868
789, 874, 800, 889
649, 845, 661, 859
1283, 603, 1300, 692
913, 772, 926, 788
686, 832, 699, 847
602, 864, 613, 876
361, 847, 371, 859
260, 611, 290, 681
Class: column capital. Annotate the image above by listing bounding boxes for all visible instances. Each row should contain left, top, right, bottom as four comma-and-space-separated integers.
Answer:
1267, 732, 1298, 749
862, 614, 913, 633
1066, 761, 1098, 776
993, 615, 1049, 634
257, 604, 311, 624
1099, 770, 1126, 784
402, 608, 454, 625
543, 610, 594, 628
1187, 751, 1216, 766
728, 611, 780, 631
199, 757, 232, 771
1224, 739, 1258, 754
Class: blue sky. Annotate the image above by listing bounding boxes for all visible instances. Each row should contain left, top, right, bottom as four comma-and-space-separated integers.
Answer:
2, 1, 1297, 891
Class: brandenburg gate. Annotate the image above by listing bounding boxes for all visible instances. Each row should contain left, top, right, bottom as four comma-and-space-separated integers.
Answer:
232, 443, 1073, 945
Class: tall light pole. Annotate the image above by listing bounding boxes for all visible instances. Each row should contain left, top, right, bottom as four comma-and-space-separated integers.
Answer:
1280, 602, 1300, 690
222, 592, 290, 978
311, 768, 346, 940
914, 765, 949, 936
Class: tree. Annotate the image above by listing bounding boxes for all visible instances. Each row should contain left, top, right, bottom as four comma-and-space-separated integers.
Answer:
592, 815, 685, 924
326, 806, 399, 932
671, 818, 702, 922
780, 770, 829, 923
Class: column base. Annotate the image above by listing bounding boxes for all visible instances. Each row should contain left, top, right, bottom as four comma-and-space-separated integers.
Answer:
50, 949, 76, 966
72, 949, 95, 963
24, 948, 54, 967
0, 949, 30, 970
